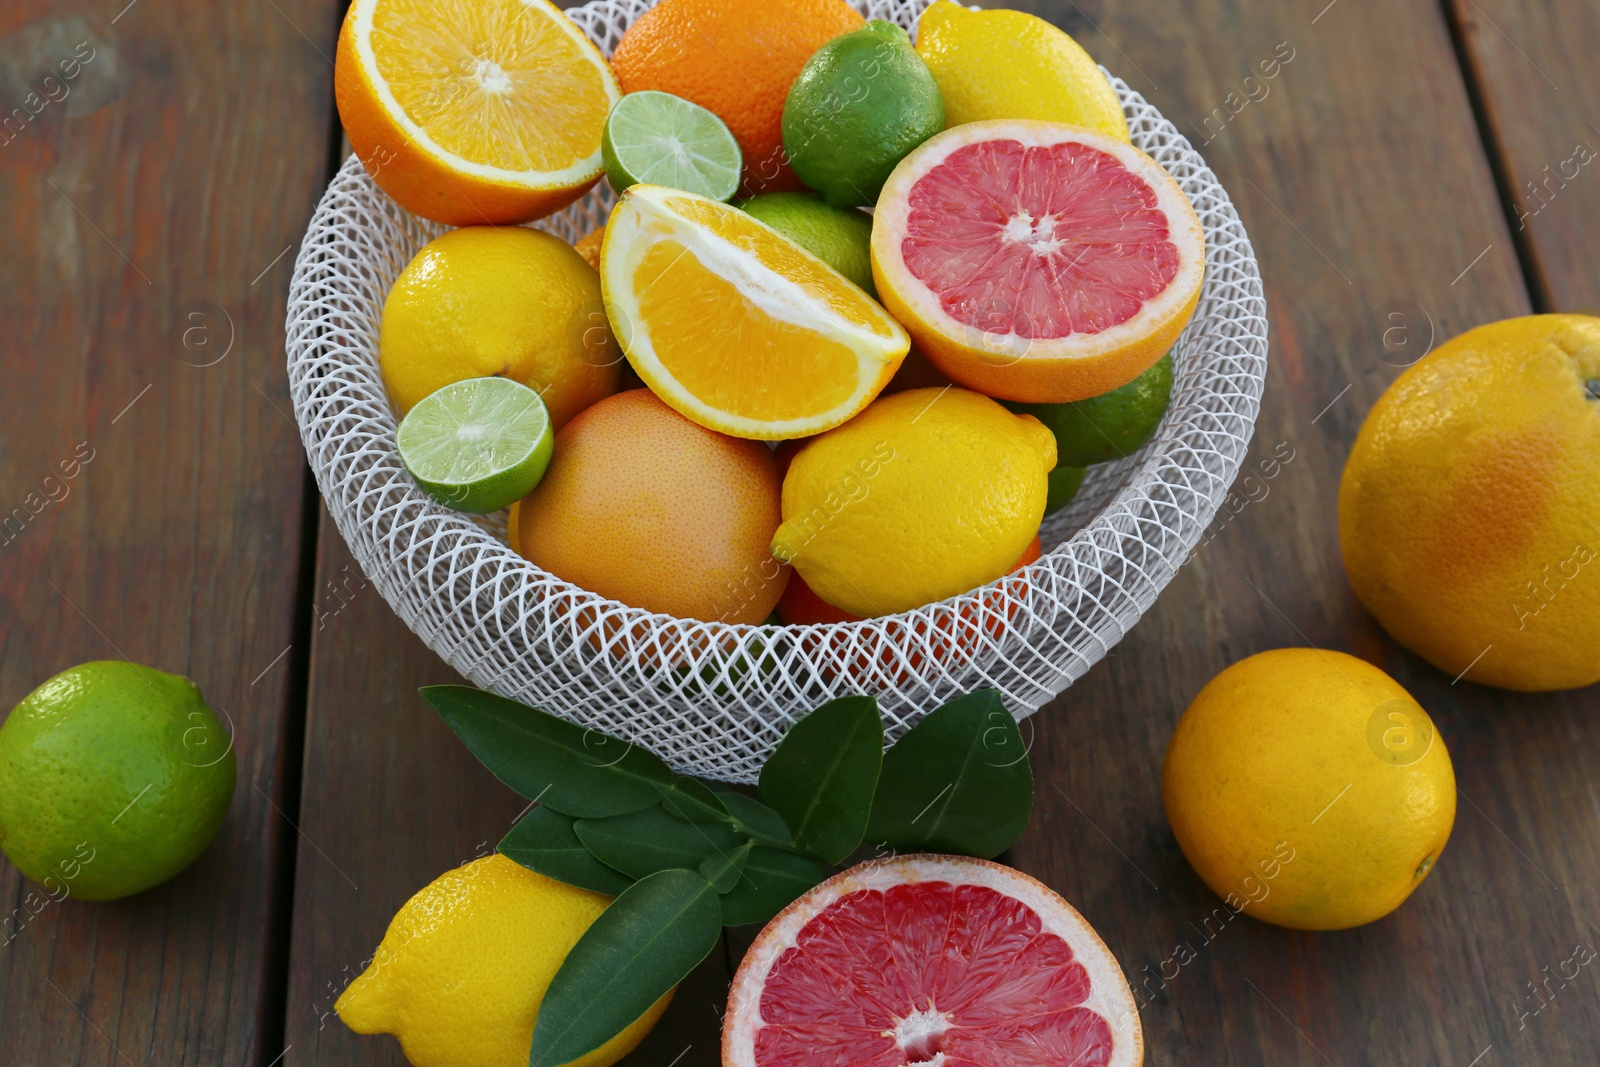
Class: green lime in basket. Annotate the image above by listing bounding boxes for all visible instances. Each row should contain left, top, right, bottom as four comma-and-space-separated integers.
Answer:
1006, 352, 1175, 468
396, 377, 554, 514
602, 90, 743, 200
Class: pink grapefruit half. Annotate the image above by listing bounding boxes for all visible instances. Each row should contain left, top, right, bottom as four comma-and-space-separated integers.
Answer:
723, 854, 1144, 1067
871, 120, 1204, 404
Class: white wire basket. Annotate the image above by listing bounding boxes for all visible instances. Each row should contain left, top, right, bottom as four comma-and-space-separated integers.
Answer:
286, 0, 1268, 783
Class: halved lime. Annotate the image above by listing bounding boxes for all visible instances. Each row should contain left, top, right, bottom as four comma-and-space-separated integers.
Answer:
602, 90, 742, 200
396, 378, 553, 514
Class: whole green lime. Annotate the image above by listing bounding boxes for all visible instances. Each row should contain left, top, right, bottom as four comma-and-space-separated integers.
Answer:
735, 191, 877, 296
781, 20, 944, 207
1007, 352, 1174, 468
1046, 465, 1087, 515
0, 661, 236, 901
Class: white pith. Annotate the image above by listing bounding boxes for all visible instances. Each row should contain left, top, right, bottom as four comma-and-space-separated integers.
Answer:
873, 120, 1204, 363
602, 186, 909, 439
724, 855, 1144, 1067
349, 0, 618, 188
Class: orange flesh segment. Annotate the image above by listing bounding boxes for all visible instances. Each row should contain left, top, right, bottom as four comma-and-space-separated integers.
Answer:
634, 241, 863, 422
665, 196, 897, 338
370, 0, 611, 172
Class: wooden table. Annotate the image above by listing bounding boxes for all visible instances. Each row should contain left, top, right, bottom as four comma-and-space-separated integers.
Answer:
3, 0, 1597, 1062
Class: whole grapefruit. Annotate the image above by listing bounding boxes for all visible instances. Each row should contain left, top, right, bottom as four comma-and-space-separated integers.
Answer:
516, 390, 789, 623
1339, 314, 1600, 691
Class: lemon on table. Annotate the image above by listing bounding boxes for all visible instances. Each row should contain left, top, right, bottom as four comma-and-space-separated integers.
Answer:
338, 854, 670, 1067
1162, 648, 1456, 931
397, 378, 554, 513
735, 192, 877, 297
600, 184, 909, 439
0, 661, 236, 901
602, 90, 743, 200
1340, 314, 1600, 691
335, 0, 620, 225
914, 1, 1128, 141
769, 387, 1056, 617
781, 20, 945, 207
380, 226, 621, 428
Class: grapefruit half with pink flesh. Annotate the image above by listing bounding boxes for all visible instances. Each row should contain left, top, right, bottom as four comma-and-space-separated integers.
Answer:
723, 854, 1144, 1067
871, 120, 1204, 403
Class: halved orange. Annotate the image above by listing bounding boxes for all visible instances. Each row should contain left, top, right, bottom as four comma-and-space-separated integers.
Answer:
335, 0, 620, 225
600, 185, 910, 440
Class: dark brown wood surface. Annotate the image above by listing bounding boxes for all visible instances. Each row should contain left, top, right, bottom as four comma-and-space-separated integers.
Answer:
0, 0, 339, 1062
3, 0, 1598, 1064
1446, 0, 1600, 313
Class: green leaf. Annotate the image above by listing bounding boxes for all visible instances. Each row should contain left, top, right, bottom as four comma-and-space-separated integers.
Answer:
699, 840, 751, 892
865, 689, 1033, 859
498, 806, 633, 896
759, 695, 883, 863
422, 685, 672, 817
658, 776, 731, 824
575, 805, 747, 880
707, 785, 794, 847
718, 846, 827, 926
529, 869, 722, 1067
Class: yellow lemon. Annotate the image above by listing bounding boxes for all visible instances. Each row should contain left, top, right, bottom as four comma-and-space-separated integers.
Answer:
769, 387, 1055, 617
379, 226, 621, 428
913, 1, 1129, 141
335, 854, 671, 1067
1162, 649, 1456, 931
1340, 314, 1600, 691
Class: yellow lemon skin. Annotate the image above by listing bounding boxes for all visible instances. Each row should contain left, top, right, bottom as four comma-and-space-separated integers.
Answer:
335, 854, 671, 1067
1339, 314, 1600, 692
1162, 649, 1456, 932
379, 226, 621, 428
770, 387, 1055, 617
914, 1, 1129, 141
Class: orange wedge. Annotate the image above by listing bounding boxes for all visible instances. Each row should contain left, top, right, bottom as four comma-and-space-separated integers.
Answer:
599, 186, 909, 439
335, 0, 620, 225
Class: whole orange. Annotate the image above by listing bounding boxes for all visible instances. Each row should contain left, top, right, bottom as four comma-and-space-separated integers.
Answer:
517, 390, 789, 623
1340, 314, 1600, 691
608, 0, 864, 195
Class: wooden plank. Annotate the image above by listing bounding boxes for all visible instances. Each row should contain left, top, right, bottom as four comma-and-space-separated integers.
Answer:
0, 0, 339, 1062
281, 516, 731, 1064
1445, 0, 1600, 312
1003, 0, 1600, 1064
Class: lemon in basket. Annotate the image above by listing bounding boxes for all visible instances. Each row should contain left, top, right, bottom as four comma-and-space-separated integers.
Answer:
379, 227, 621, 429
770, 387, 1055, 617
914, 1, 1128, 140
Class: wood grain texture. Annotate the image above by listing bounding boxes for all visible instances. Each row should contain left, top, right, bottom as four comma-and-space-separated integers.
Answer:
1445, 0, 1600, 313
281, 514, 731, 1064
0, 0, 338, 1062
1002, 0, 1600, 1065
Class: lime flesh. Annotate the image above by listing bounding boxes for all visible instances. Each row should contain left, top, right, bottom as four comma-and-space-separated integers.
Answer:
603, 90, 742, 200
397, 377, 554, 514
